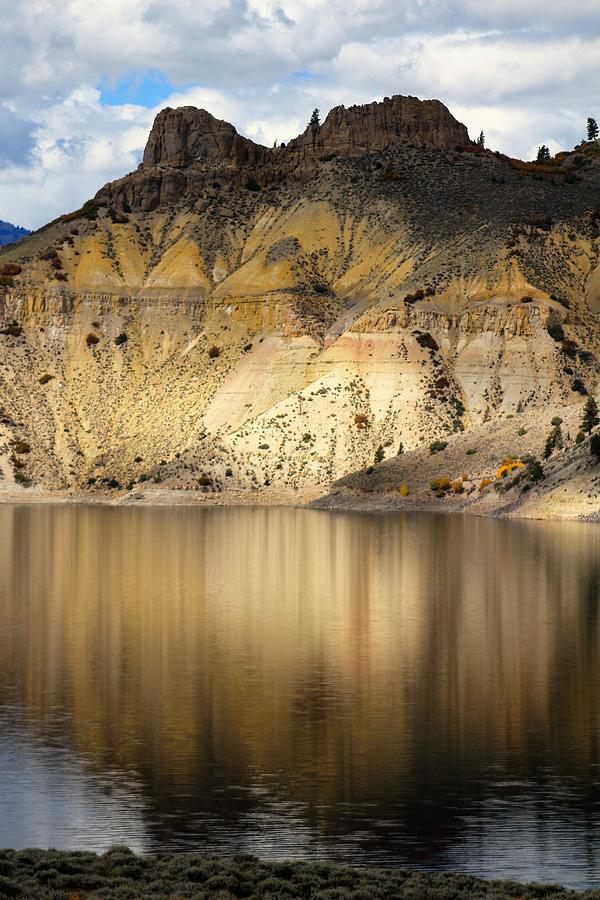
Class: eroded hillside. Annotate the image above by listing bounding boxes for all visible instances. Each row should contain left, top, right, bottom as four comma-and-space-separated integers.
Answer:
0, 94, 599, 513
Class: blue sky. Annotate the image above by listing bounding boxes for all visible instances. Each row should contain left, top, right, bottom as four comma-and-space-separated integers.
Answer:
99, 71, 178, 108
1, 0, 599, 229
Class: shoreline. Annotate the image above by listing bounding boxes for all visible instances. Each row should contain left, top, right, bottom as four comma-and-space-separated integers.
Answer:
0, 484, 598, 522
0, 848, 593, 898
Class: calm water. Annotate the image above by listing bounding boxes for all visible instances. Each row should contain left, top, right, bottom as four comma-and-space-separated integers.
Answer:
0, 506, 599, 888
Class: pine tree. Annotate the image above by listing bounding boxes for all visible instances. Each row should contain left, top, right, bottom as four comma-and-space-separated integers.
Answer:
397, 441, 404, 456
524, 455, 544, 483
537, 144, 551, 161
587, 117, 599, 141
477, 130, 485, 149
374, 445, 385, 463
581, 395, 599, 433
543, 419, 563, 459
309, 108, 320, 128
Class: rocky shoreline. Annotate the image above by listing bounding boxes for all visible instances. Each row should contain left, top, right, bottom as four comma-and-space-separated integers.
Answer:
0, 848, 595, 899
0, 482, 598, 522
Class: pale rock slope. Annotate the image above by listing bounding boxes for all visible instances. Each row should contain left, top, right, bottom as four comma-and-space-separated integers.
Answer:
0, 94, 599, 516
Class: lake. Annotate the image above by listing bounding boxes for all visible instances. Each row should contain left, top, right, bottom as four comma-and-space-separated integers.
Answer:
0, 505, 599, 889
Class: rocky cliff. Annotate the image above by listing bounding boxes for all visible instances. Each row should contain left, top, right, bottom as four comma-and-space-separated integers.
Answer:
0, 94, 599, 516
288, 95, 470, 158
96, 94, 470, 212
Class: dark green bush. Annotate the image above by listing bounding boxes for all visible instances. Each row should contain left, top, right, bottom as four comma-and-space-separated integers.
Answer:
429, 440, 448, 454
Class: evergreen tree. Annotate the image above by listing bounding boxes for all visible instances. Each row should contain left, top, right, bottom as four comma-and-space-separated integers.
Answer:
591, 433, 600, 460
537, 144, 551, 161
543, 418, 563, 459
587, 117, 599, 141
524, 455, 544, 483
397, 441, 404, 456
374, 445, 385, 463
309, 108, 320, 128
581, 396, 599, 434
477, 130, 485, 148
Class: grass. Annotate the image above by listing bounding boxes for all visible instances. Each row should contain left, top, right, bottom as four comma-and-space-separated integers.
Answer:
0, 849, 594, 899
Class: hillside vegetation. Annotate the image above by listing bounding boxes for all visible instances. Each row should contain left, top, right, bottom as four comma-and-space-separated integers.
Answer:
0, 96, 599, 517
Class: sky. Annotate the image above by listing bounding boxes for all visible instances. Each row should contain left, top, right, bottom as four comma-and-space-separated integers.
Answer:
1, 0, 599, 230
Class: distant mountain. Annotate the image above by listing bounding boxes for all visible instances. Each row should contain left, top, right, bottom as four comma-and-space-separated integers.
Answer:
0, 220, 30, 246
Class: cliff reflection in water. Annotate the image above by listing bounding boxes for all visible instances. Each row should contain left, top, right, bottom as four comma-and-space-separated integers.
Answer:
0, 506, 599, 884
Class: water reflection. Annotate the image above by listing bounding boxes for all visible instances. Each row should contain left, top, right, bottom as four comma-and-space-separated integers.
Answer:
0, 506, 599, 886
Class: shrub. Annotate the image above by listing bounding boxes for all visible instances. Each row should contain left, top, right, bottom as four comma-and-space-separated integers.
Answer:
258, 443, 269, 450
208, 345, 220, 358
479, 478, 493, 490
547, 322, 564, 342
14, 469, 31, 486
11, 439, 31, 454
576, 431, 585, 444
590, 433, 600, 460
50, 257, 63, 269
451, 480, 464, 494
496, 458, 524, 479
39, 374, 54, 385
86, 332, 100, 346
429, 440, 448, 454
430, 477, 451, 492
561, 339, 578, 359
354, 413, 368, 428
466, 447, 477, 455
225, 467, 233, 477
0, 263, 22, 276
415, 331, 439, 351
114, 333, 128, 346
399, 482, 409, 497
198, 475, 212, 486
517, 427, 527, 436
0, 323, 22, 336
572, 378, 587, 395
404, 287, 434, 304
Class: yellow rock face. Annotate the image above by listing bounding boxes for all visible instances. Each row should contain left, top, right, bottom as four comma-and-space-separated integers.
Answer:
0, 170, 598, 503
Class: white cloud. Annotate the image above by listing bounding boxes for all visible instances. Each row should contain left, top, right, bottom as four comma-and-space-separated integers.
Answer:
1, 1, 599, 228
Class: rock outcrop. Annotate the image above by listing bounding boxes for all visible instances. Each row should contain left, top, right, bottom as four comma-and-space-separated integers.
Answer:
288, 96, 470, 159
96, 94, 471, 212
142, 106, 266, 169
1, 93, 599, 514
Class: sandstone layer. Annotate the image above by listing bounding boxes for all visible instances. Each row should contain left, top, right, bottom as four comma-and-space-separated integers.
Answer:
0, 94, 599, 517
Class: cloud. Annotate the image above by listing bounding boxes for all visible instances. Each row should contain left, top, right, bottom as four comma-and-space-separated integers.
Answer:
0, 1, 599, 227
0, 105, 36, 166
